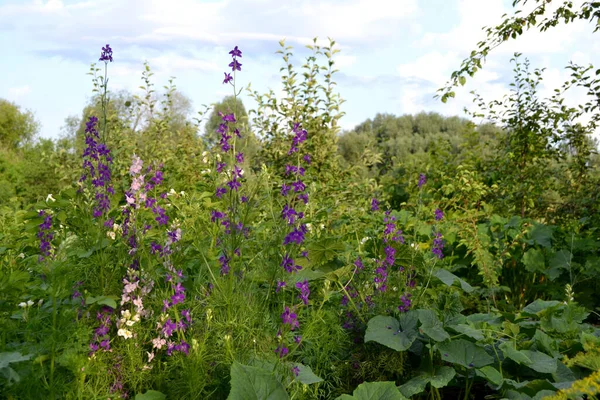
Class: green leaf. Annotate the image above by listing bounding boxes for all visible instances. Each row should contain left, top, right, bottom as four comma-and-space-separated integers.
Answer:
499, 342, 531, 365
520, 350, 557, 374
430, 366, 456, 388
477, 366, 503, 386
307, 237, 345, 265
527, 224, 553, 248
547, 250, 571, 280
135, 390, 166, 400
437, 339, 494, 368
85, 295, 118, 310
290, 363, 323, 385
522, 248, 545, 273
338, 381, 408, 400
398, 376, 429, 398
418, 310, 450, 342
448, 324, 485, 341
522, 299, 562, 316
365, 313, 418, 352
228, 361, 289, 400
433, 269, 474, 293
0, 352, 31, 369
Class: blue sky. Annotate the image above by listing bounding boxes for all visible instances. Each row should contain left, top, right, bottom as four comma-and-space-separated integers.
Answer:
1, 0, 599, 140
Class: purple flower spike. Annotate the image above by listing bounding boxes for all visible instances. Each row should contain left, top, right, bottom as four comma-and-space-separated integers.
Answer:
99, 44, 113, 62
223, 72, 233, 84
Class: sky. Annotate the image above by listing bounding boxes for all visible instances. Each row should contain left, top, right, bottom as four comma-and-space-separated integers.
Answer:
0, 0, 599, 140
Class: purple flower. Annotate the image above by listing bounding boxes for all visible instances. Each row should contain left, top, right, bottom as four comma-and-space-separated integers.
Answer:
281, 253, 301, 273
418, 173, 427, 188
99, 44, 113, 62
223, 72, 233, 84
281, 306, 299, 330
276, 280, 286, 293
434, 208, 444, 221
354, 257, 364, 270
275, 345, 289, 358
229, 59, 242, 71
371, 198, 380, 211
216, 187, 227, 199
295, 280, 310, 305
281, 183, 291, 197
283, 225, 307, 245
229, 46, 242, 58
236, 152, 244, 163
292, 366, 300, 377
432, 231, 444, 259
398, 293, 412, 312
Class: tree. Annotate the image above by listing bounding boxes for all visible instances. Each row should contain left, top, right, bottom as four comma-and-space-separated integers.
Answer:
204, 95, 259, 165
437, 0, 600, 106
0, 99, 39, 149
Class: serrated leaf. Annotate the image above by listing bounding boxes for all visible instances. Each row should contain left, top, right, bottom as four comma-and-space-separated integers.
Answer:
365, 313, 418, 352
307, 237, 345, 265
338, 381, 408, 400
228, 361, 289, 400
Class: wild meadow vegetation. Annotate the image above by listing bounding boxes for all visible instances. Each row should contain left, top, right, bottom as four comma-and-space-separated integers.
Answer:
1, 1, 600, 399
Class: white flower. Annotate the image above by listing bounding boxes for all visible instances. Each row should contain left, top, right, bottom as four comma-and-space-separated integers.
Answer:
46, 194, 56, 202
147, 352, 155, 363
27, 300, 34, 307
18, 253, 25, 259
168, 188, 176, 196
125, 319, 136, 327
18, 302, 27, 308
117, 329, 133, 339
121, 309, 131, 319
360, 237, 369, 245
179, 191, 185, 196
107, 231, 116, 240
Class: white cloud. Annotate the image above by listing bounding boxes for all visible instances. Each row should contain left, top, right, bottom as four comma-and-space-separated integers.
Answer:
8, 85, 32, 98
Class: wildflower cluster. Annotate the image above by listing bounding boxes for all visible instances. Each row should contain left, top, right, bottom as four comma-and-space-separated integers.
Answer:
279, 123, 311, 277
37, 210, 54, 261
373, 210, 405, 293
212, 46, 249, 276
80, 115, 114, 220
89, 306, 113, 356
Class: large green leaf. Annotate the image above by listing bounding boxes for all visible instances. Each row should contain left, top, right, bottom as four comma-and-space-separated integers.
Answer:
448, 324, 485, 341
0, 352, 31, 369
307, 237, 345, 265
135, 390, 166, 400
429, 366, 456, 388
522, 248, 545, 273
520, 350, 557, 374
290, 363, 323, 385
398, 376, 429, 398
527, 224, 553, 248
499, 342, 531, 365
338, 381, 408, 400
365, 313, 418, 352
437, 339, 494, 368
522, 299, 562, 316
418, 310, 450, 342
476, 366, 503, 386
227, 361, 289, 400
433, 269, 474, 293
